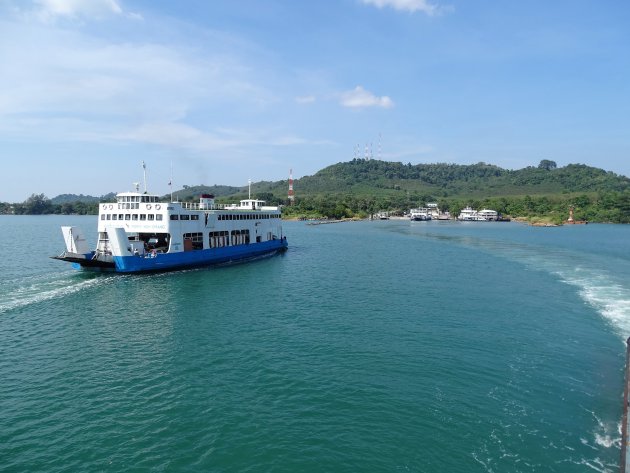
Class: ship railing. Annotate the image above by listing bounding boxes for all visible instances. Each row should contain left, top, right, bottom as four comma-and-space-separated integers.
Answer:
180, 202, 232, 211
180, 202, 280, 212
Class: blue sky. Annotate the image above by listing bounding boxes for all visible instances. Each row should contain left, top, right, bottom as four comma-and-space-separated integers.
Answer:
1, 0, 629, 202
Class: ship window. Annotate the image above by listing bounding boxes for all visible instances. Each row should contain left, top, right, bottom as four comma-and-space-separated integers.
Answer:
183, 232, 203, 250
101, 214, 105, 220
208, 230, 230, 248
148, 214, 154, 221
140, 214, 146, 221
132, 214, 138, 220
156, 215, 163, 221
125, 214, 131, 220
170, 215, 179, 220
180, 215, 190, 220
112, 214, 117, 220
191, 215, 199, 220
106, 214, 111, 220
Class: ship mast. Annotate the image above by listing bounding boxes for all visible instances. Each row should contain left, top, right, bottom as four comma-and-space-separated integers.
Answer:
170, 160, 173, 203
142, 161, 148, 193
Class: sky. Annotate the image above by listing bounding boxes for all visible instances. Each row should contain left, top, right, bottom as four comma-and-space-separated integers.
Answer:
1, 0, 629, 202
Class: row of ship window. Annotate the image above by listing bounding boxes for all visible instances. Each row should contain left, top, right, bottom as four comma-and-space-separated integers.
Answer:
101, 213, 164, 221
217, 214, 279, 220
102, 212, 280, 222
118, 196, 160, 203
183, 230, 253, 249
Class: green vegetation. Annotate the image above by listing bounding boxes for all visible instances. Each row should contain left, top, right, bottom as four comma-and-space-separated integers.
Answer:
2, 160, 630, 223
278, 160, 630, 223
3, 193, 100, 215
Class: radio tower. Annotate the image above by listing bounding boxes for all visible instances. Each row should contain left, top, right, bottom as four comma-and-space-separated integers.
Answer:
288, 168, 295, 204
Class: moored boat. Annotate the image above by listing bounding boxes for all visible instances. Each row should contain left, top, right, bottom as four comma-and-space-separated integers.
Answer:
52, 186, 288, 273
409, 208, 432, 221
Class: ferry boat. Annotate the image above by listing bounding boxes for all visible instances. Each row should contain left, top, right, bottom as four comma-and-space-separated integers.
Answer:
457, 206, 483, 221
409, 208, 432, 221
457, 207, 500, 221
52, 186, 288, 273
477, 209, 499, 221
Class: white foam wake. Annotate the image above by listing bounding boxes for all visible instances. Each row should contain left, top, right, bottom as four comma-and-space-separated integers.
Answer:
551, 265, 630, 340
429, 232, 630, 341
0, 274, 104, 314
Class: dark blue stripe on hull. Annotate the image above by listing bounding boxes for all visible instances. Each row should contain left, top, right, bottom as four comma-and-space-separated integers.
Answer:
112, 240, 287, 273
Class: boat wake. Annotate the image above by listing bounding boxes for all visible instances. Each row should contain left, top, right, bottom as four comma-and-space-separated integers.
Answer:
561, 272, 630, 340
503, 251, 630, 341
0, 272, 105, 315
408, 228, 630, 341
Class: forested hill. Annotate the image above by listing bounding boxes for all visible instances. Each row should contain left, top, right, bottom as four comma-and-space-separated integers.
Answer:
3, 159, 630, 222
291, 160, 630, 197
271, 159, 630, 223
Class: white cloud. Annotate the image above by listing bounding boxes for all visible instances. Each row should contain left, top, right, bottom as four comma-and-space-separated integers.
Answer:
118, 122, 235, 151
340, 86, 394, 109
0, 16, 280, 142
116, 122, 321, 153
361, 0, 443, 15
30, 0, 142, 21
295, 95, 316, 104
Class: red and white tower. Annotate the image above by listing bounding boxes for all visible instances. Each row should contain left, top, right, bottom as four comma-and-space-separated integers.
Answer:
288, 168, 295, 204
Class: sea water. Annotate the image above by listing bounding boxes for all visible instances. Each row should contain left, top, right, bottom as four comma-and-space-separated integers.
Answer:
1, 215, 629, 472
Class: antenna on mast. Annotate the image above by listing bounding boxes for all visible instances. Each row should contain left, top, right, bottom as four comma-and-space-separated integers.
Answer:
142, 161, 147, 193
169, 160, 173, 203
288, 168, 295, 204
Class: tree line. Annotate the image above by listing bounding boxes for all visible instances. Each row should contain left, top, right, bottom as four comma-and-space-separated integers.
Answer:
281, 191, 630, 224
3, 159, 630, 223
1, 194, 99, 215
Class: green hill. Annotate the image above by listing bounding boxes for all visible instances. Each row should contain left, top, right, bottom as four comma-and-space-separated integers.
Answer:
51, 192, 116, 204
288, 160, 629, 198
241, 159, 630, 223
5, 159, 630, 222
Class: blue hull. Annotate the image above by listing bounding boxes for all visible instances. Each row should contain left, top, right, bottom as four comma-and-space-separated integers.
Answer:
67, 239, 288, 273
114, 239, 288, 273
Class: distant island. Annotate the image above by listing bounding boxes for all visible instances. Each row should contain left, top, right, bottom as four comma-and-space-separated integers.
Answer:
2, 159, 629, 224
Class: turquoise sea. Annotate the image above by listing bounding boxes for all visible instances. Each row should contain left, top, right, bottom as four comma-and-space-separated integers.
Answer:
2, 215, 630, 472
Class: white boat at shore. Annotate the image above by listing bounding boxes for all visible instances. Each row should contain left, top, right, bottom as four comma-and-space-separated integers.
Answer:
410, 208, 432, 221
457, 207, 500, 221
